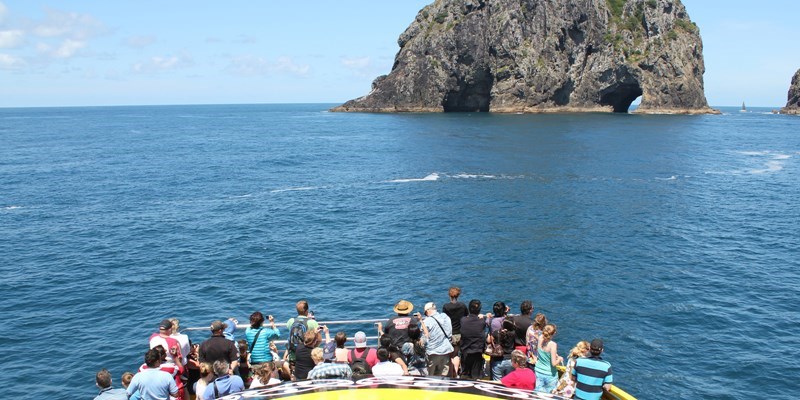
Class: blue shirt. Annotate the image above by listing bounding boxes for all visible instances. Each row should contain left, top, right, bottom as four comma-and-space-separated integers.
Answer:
245, 326, 280, 363
93, 387, 127, 400
423, 312, 454, 356
203, 375, 244, 399
572, 356, 613, 400
126, 369, 177, 400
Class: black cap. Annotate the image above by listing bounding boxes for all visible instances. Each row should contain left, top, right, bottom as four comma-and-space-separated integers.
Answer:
590, 338, 604, 351
159, 319, 173, 330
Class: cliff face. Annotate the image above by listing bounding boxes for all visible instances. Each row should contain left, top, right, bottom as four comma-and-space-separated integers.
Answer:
333, 0, 717, 114
779, 69, 800, 115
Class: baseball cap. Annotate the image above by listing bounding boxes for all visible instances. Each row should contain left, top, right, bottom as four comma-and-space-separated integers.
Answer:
159, 319, 173, 330
590, 338, 604, 351
323, 341, 336, 361
210, 320, 228, 332
424, 302, 437, 312
353, 331, 367, 348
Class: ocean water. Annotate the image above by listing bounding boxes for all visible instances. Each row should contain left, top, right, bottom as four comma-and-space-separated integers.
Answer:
0, 104, 798, 399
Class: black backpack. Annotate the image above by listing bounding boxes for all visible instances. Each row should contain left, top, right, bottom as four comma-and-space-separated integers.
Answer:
287, 317, 309, 353
349, 348, 372, 374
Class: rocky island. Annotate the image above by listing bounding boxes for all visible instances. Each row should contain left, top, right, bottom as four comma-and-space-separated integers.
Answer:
778, 69, 800, 115
332, 0, 718, 114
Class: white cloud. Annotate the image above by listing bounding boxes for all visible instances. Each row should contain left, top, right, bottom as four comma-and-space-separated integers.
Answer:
341, 56, 371, 69
125, 35, 156, 48
0, 29, 23, 48
0, 3, 8, 25
131, 53, 194, 74
32, 7, 107, 40
226, 55, 310, 77
0, 53, 24, 69
35, 38, 86, 59
340, 56, 383, 78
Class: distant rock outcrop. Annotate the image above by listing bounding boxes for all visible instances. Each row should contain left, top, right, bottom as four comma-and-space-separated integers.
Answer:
333, 0, 718, 114
779, 69, 800, 115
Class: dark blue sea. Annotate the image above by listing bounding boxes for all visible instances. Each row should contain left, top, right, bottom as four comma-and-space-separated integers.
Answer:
1, 104, 798, 399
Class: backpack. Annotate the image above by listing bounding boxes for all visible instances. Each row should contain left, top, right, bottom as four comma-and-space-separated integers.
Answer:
287, 317, 309, 353
349, 348, 372, 374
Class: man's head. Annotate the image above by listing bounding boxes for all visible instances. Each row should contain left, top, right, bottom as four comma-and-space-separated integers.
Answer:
95, 369, 112, 389
158, 319, 173, 334
376, 347, 390, 362
423, 302, 437, 316
510, 350, 526, 368
210, 320, 227, 335
520, 300, 533, 316
468, 299, 481, 315
590, 338, 604, 356
213, 360, 230, 376
393, 300, 413, 315
145, 348, 162, 368
296, 300, 309, 316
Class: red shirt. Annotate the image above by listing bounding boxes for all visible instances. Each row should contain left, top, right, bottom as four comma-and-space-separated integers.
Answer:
501, 367, 536, 390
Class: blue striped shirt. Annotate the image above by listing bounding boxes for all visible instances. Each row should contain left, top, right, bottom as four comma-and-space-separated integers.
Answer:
572, 356, 613, 400
245, 326, 280, 363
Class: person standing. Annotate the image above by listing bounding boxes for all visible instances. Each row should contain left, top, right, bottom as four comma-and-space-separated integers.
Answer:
420, 302, 454, 376
199, 320, 239, 373
534, 324, 563, 393
512, 300, 533, 353
246, 311, 280, 367
149, 319, 182, 365
572, 339, 613, 400
380, 300, 419, 348
126, 349, 178, 400
442, 287, 468, 377
459, 299, 488, 379
93, 369, 127, 400
285, 300, 319, 369
169, 318, 191, 365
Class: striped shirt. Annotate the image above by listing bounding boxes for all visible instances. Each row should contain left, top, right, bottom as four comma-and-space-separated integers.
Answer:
572, 356, 613, 400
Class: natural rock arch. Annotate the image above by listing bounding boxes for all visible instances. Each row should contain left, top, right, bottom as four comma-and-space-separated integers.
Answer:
332, 0, 717, 115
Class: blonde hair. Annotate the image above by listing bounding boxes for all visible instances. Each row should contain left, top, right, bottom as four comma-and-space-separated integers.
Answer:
304, 330, 320, 347
199, 362, 213, 378
542, 324, 557, 341
310, 347, 324, 363
169, 318, 180, 331
569, 341, 590, 359
533, 313, 548, 330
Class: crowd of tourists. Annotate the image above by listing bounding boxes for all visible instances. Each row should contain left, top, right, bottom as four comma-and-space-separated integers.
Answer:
93, 287, 613, 400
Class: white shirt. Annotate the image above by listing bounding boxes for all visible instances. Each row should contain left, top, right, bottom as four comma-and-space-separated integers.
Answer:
170, 332, 191, 364
371, 361, 404, 377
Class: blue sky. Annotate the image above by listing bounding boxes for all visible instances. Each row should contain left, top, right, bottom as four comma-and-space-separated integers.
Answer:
1, 1, 798, 108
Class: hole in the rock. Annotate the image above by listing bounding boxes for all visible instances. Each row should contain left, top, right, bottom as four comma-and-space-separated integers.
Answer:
442, 67, 493, 112
600, 83, 643, 113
